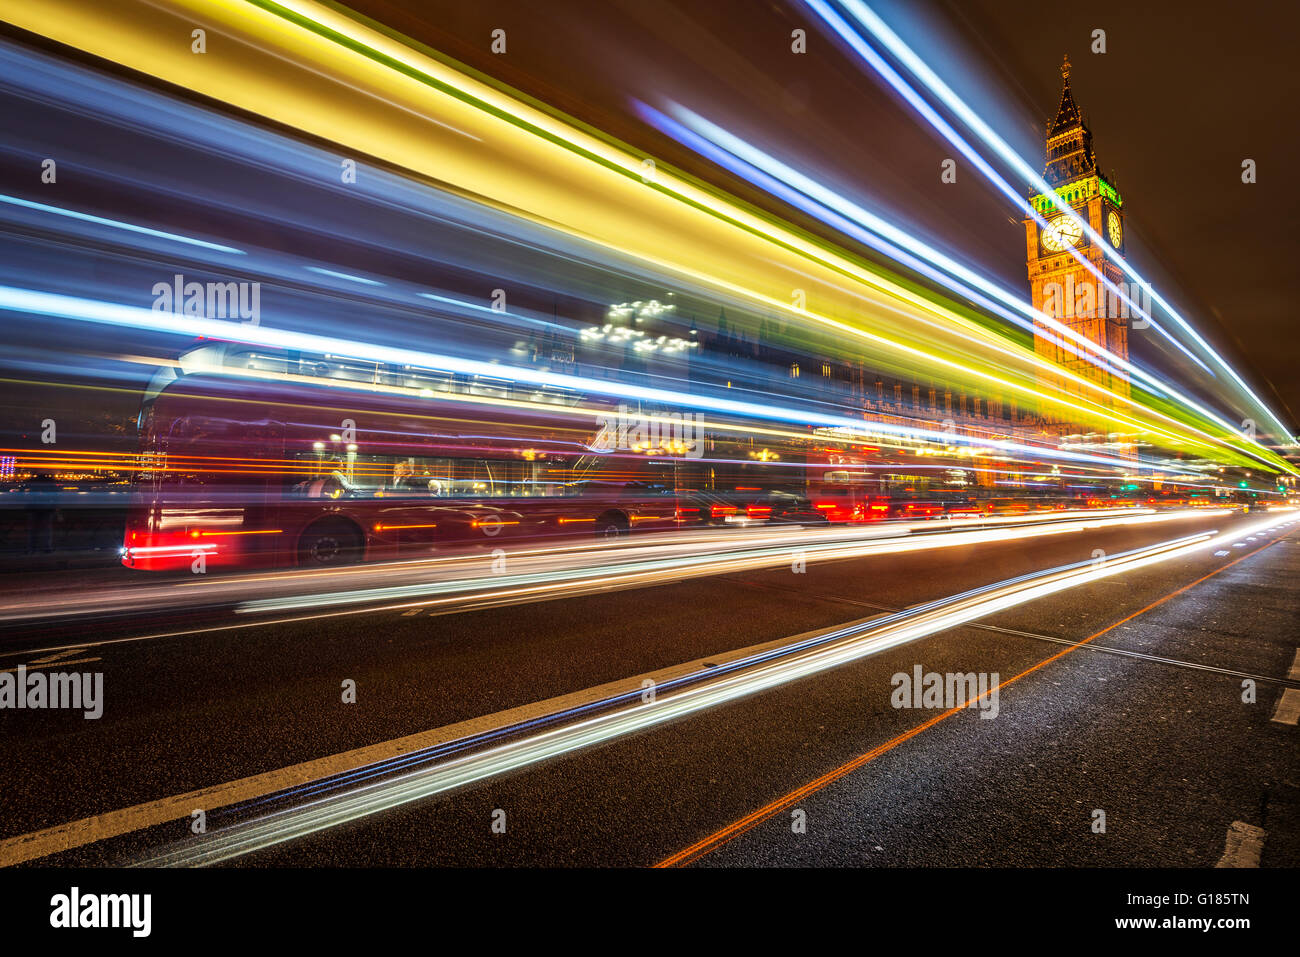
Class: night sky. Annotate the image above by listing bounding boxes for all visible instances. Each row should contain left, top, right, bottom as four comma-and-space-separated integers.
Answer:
345, 0, 1300, 430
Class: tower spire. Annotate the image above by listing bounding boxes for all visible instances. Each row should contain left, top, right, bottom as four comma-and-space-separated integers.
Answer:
1048, 55, 1083, 139
1043, 54, 1095, 185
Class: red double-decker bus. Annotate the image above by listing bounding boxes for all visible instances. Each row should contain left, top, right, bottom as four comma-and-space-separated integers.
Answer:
122, 343, 692, 571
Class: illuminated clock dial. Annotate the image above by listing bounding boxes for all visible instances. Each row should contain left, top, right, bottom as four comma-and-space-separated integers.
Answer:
1107, 210, 1122, 248
1041, 213, 1084, 252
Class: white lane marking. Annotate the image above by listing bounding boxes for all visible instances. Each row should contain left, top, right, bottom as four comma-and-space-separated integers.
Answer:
400, 609, 424, 617
1213, 550, 1230, 557
978, 623, 1291, 685
1214, 820, 1266, 867
1271, 650, 1300, 725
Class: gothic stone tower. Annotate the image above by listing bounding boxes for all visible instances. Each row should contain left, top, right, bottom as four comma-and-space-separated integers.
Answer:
1024, 55, 1130, 428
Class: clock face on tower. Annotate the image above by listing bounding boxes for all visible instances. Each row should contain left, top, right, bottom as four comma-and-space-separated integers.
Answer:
1041, 213, 1084, 252
1107, 210, 1122, 248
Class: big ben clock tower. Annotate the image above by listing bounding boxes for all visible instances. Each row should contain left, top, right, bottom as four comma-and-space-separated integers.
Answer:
1025, 55, 1130, 426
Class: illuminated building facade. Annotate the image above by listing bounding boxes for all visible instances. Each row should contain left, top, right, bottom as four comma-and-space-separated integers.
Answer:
1024, 56, 1131, 428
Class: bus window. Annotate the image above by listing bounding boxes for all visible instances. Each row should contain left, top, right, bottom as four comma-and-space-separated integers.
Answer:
283, 452, 539, 499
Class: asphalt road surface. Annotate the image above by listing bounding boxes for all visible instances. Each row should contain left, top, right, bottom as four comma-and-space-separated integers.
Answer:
1, 508, 1296, 867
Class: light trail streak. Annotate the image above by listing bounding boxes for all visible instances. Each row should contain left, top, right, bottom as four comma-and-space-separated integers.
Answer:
226, 509, 1230, 618
0, 193, 245, 255
638, 100, 1282, 468
5, 1, 1285, 472
91, 354, 1226, 479
303, 265, 385, 285
640, 100, 1129, 377
0, 510, 1226, 632
130, 515, 1292, 866
806, 0, 1294, 443
798, 0, 1206, 375
0, 285, 1158, 470
14, 356, 1229, 497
